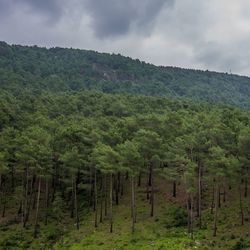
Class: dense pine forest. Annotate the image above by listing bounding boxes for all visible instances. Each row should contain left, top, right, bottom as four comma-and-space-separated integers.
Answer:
0, 42, 250, 250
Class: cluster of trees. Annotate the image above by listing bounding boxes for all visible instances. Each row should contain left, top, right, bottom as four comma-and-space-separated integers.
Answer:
1, 41, 250, 108
0, 90, 249, 239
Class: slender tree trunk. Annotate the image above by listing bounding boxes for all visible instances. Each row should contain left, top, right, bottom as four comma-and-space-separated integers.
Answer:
104, 174, 107, 217
131, 175, 135, 233
89, 169, 93, 207
70, 175, 74, 218
26, 174, 35, 224
138, 172, 141, 187
115, 174, 119, 205
223, 186, 226, 203
213, 183, 219, 237
2, 186, 6, 218
18, 201, 22, 215
94, 168, 98, 228
117, 172, 121, 194
218, 186, 221, 208
23, 167, 29, 227
34, 176, 41, 238
150, 166, 154, 217
190, 195, 193, 239
21, 173, 24, 224
147, 165, 152, 200
198, 163, 202, 229
239, 183, 244, 225
2, 199, 6, 218
100, 175, 103, 223
173, 180, 176, 198
110, 173, 113, 233
32, 182, 37, 210
74, 176, 79, 230
120, 174, 124, 197
187, 194, 191, 234
126, 171, 129, 180
11, 166, 14, 193
211, 180, 215, 214
44, 177, 49, 225
244, 178, 248, 198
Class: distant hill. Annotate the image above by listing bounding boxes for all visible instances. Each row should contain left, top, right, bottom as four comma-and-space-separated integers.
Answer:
0, 41, 250, 108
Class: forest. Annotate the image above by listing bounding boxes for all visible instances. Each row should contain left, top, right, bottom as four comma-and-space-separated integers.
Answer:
1, 41, 250, 108
0, 43, 250, 250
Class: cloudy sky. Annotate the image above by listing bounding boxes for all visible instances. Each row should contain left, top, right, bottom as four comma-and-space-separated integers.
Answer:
1, 0, 250, 76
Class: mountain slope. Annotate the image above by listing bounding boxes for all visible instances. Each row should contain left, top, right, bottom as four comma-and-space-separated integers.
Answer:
0, 41, 250, 108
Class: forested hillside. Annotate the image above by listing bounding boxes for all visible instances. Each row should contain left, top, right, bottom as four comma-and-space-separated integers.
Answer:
0, 41, 250, 250
0, 88, 250, 249
0, 41, 250, 108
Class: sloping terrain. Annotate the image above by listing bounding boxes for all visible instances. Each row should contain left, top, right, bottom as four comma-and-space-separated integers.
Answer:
0, 41, 250, 108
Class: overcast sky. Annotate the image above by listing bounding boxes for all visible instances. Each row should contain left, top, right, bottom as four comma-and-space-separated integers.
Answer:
1, 0, 250, 76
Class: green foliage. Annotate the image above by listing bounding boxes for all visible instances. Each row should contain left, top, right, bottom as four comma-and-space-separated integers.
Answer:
0, 42, 250, 108
0, 43, 250, 250
164, 206, 188, 228
231, 238, 249, 250
51, 192, 65, 222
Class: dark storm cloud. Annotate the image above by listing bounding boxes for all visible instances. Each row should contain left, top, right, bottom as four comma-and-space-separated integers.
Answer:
84, 0, 173, 38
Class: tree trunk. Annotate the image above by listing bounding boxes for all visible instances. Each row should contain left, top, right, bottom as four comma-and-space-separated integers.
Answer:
110, 172, 113, 233
74, 176, 79, 230
2, 187, 6, 218
147, 165, 152, 200
211, 180, 215, 214
150, 166, 154, 217
244, 178, 248, 198
11, 166, 14, 193
100, 175, 103, 223
23, 167, 29, 227
187, 194, 191, 234
131, 175, 136, 233
239, 183, 244, 225
44, 177, 49, 225
115, 174, 119, 205
89, 169, 93, 207
70, 175, 74, 218
213, 183, 219, 237
34, 176, 41, 238
94, 168, 98, 228
223, 186, 226, 203
26, 174, 35, 224
218, 186, 221, 208
173, 180, 176, 198
198, 163, 202, 229
104, 174, 107, 217
190, 195, 193, 239
120, 173, 124, 197
138, 172, 141, 187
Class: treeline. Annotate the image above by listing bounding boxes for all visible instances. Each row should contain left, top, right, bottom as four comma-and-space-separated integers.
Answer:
0, 90, 249, 238
1, 41, 250, 108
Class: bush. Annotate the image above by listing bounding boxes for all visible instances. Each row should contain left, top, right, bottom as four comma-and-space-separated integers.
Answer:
164, 205, 188, 228
231, 238, 249, 250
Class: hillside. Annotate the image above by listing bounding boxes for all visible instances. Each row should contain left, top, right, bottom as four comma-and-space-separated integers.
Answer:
0, 41, 250, 108
0, 42, 250, 250
0, 89, 249, 249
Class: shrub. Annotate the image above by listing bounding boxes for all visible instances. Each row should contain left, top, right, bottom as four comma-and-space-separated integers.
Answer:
164, 205, 187, 228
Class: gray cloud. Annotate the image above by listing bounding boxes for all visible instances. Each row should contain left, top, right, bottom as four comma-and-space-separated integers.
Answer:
20, 0, 62, 19
0, 0, 250, 76
84, 0, 171, 38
